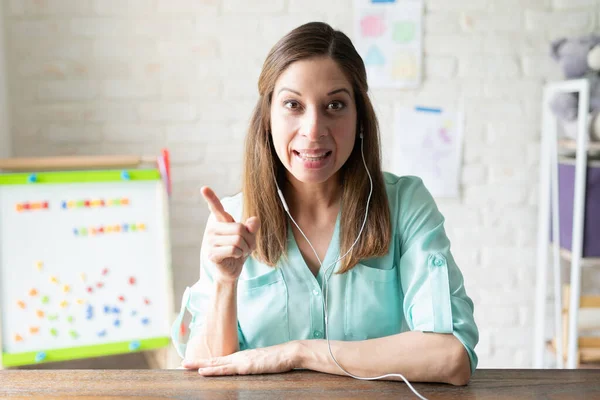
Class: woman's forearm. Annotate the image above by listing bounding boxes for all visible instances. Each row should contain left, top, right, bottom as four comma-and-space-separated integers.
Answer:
295, 331, 471, 386
185, 280, 239, 360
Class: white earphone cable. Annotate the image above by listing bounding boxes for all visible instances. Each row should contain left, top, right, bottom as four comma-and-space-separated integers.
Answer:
276, 133, 428, 400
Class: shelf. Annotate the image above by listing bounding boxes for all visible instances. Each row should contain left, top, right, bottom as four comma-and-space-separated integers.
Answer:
549, 244, 600, 267
558, 139, 600, 153
547, 339, 600, 367
559, 247, 600, 268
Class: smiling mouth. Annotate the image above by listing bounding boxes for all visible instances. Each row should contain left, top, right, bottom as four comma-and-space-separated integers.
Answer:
293, 150, 332, 161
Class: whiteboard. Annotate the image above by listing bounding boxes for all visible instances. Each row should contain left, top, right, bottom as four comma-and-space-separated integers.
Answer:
0, 173, 171, 365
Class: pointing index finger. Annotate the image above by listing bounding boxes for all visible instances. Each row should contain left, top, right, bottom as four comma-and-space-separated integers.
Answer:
201, 186, 234, 223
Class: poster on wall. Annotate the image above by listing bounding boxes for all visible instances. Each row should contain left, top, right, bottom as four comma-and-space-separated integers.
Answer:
353, 0, 423, 89
393, 105, 464, 198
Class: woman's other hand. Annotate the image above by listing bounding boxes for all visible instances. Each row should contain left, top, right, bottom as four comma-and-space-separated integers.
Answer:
181, 342, 300, 376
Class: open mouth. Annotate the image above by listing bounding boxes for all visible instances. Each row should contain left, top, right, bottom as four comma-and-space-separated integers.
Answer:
293, 150, 332, 162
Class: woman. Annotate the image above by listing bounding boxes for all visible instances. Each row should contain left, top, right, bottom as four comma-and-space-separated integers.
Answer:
172, 22, 478, 386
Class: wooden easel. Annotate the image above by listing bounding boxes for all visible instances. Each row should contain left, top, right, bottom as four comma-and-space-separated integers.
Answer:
0, 151, 174, 370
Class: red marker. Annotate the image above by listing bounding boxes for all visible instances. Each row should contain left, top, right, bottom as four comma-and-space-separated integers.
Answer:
84, 200, 90, 207
43, 201, 49, 209
129, 277, 136, 285
118, 295, 125, 302
87, 286, 93, 293
180, 322, 186, 336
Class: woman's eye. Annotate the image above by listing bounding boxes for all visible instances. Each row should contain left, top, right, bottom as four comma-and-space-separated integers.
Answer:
328, 101, 345, 111
284, 100, 300, 110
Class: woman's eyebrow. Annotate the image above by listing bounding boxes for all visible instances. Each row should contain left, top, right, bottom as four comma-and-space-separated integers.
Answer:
278, 87, 301, 96
276, 87, 352, 97
327, 88, 351, 96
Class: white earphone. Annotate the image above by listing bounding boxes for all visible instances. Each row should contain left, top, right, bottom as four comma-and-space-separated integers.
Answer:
274, 130, 428, 400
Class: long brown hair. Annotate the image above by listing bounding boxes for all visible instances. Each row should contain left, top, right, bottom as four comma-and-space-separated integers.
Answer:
242, 22, 391, 274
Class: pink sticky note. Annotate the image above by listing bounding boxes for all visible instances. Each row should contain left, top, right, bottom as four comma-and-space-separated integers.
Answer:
361, 15, 386, 37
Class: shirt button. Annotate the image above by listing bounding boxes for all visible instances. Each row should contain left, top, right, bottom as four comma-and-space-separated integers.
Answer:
313, 330, 323, 338
312, 289, 320, 296
431, 254, 446, 267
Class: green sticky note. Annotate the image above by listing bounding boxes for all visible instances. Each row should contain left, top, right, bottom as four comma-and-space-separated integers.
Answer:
392, 21, 416, 44
41, 295, 49, 304
67, 316, 74, 323
48, 314, 58, 321
130, 224, 137, 232
69, 330, 78, 339
77, 200, 85, 207
50, 328, 58, 337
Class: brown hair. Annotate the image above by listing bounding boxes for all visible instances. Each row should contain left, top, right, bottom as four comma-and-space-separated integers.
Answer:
242, 22, 391, 274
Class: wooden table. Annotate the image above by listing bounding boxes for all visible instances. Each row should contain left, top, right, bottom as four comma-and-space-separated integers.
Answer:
1, 369, 599, 399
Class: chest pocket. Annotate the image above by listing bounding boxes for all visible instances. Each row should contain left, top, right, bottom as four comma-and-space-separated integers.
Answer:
237, 268, 289, 349
344, 263, 401, 340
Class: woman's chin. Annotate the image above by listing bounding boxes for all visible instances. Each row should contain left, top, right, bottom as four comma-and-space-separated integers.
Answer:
290, 168, 338, 185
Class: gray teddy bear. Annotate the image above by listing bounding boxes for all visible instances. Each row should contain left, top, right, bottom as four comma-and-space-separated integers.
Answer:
550, 34, 600, 141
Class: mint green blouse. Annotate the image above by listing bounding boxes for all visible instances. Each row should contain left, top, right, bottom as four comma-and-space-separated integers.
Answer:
172, 172, 479, 372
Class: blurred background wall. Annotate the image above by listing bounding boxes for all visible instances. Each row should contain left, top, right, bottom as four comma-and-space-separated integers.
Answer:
1, 0, 599, 368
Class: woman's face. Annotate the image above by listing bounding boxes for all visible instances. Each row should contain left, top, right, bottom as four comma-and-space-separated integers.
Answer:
270, 56, 357, 186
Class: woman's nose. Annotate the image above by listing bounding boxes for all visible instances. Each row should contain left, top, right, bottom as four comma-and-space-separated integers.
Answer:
300, 108, 327, 140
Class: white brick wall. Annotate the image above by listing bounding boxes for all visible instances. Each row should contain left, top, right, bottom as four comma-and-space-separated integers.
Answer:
3, 0, 599, 369
0, 2, 10, 158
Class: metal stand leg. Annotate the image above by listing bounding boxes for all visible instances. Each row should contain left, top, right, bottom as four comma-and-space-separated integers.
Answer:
567, 80, 590, 369
534, 87, 553, 368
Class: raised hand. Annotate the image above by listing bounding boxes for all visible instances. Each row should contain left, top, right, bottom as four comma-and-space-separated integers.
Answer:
200, 187, 260, 283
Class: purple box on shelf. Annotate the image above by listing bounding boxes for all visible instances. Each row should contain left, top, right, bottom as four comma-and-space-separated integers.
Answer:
551, 157, 600, 258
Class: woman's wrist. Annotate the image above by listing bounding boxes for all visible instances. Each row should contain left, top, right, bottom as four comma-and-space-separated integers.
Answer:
214, 277, 238, 290
290, 340, 309, 369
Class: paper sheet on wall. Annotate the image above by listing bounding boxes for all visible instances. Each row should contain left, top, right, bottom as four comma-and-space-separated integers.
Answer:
392, 106, 464, 198
353, 0, 423, 89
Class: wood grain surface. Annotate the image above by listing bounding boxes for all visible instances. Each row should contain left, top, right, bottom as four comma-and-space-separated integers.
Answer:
1, 369, 600, 399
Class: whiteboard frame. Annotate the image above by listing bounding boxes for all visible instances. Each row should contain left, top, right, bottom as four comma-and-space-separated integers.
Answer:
0, 169, 173, 368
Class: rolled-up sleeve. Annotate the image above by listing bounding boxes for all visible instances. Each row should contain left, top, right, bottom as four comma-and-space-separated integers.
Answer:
397, 178, 479, 373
